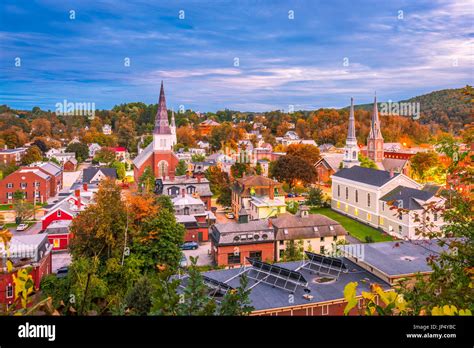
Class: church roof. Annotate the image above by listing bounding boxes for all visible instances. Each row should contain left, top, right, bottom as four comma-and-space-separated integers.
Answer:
154, 81, 172, 135
368, 95, 383, 139
132, 142, 153, 169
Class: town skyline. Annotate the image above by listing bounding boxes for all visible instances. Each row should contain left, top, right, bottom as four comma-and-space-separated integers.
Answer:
1, 0, 472, 111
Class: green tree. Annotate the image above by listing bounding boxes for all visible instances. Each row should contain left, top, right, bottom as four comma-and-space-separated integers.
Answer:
21, 145, 42, 165
111, 161, 126, 180
175, 160, 187, 176
125, 276, 154, 315
358, 154, 377, 169
409, 151, 440, 182
283, 240, 304, 261
66, 142, 89, 162
13, 191, 34, 223
216, 186, 232, 207
306, 187, 325, 207
255, 162, 263, 175
139, 167, 155, 193
93, 147, 116, 165
231, 162, 251, 179
191, 153, 206, 162
218, 274, 254, 315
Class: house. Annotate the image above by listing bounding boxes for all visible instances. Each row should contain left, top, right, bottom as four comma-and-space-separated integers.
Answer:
298, 139, 318, 147
112, 147, 128, 162
0, 147, 27, 165
83, 167, 118, 185
272, 206, 348, 261
319, 143, 336, 153
0, 168, 51, 204
88, 143, 101, 158
160, 174, 213, 210
63, 158, 78, 172
231, 175, 285, 219
132, 82, 178, 181
0, 234, 53, 307
102, 124, 112, 135
30, 162, 63, 197
210, 216, 275, 266
43, 220, 72, 251
199, 119, 220, 137
248, 195, 286, 220
197, 140, 210, 150
314, 153, 344, 185
172, 190, 215, 242
45, 148, 63, 159
50, 152, 76, 165
331, 166, 444, 239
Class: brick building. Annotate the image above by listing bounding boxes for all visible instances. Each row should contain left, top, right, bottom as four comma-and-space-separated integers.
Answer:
0, 147, 26, 165
198, 119, 220, 137
0, 168, 52, 204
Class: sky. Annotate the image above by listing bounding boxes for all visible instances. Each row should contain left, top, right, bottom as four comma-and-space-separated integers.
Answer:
0, 0, 473, 112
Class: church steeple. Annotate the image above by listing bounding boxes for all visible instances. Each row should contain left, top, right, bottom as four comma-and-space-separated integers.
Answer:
154, 81, 172, 135
367, 93, 384, 164
343, 97, 360, 168
170, 109, 177, 146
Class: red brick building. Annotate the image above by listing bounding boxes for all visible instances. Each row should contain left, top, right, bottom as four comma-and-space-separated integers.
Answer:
0, 234, 52, 308
29, 162, 63, 197
0, 168, 52, 204
0, 147, 27, 165
210, 215, 275, 266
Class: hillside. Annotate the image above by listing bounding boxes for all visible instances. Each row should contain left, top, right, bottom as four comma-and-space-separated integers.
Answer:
350, 87, 473, 132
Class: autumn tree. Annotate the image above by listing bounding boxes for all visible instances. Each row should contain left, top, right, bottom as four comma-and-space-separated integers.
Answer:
31, 118, 52, 137
21, 145, 42, 165
410, 151, 440, 182
93, 147, 116, 165
286, 143, 321, 165
176, 126, 196, 148
271, 155, 317, 190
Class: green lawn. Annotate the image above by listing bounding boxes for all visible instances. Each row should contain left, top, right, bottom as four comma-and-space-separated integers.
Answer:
309, 207, 394, 243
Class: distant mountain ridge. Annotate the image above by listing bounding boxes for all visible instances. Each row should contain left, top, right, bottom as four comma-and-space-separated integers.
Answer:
347, 87, 472, 132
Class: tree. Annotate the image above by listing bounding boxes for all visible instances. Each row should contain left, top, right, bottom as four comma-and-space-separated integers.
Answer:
216, 186, 231, 207
283, 240, 304, 261
255, 162, 263, 175
32, 139, 49, 153
175, 160, 187, 176
31, 118, 52, 137
125, 276, 154, 315
93, 147, 116, 165
410, 151, 439, 182
176, 126, 196, 148
271, 155, 316, 190
286, 143, 320, 165
0, 162, 19, 179
218, 274, 253, 315
358, 154, 378, 169
230, 162, 251, 179
21, 145, 42, 165
69, 178, 127, 262
191, 153, 206, 162
13, 191, 34, 223
111, 161, 126, 180
66, 142, 90, 162
307, 187, 324, 207
139, 167, 155, 193
117, 117, 136, 150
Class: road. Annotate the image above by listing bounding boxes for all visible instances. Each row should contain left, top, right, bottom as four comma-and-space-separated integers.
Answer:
182, 242, 212, 266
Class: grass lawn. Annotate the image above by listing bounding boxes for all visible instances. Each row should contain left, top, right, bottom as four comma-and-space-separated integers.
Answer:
309, 207, 394, 243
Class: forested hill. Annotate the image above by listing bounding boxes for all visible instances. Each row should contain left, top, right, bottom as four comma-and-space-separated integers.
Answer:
350, 87, 473, 132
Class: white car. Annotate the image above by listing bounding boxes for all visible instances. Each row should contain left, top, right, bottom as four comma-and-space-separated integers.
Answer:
225, 212, 235, 219
16, 224, 29, 231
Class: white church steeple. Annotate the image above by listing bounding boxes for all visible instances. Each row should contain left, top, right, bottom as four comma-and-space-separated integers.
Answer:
343, 97, 360, 168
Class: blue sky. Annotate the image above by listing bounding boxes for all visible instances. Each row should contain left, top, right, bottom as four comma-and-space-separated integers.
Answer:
0, 0, 472, 112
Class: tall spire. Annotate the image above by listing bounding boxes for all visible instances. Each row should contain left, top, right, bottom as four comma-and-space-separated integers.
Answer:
347, 97, 356, 142
154, 81, 171, 135
171, 109, 176, 129
369, 94, 382, 139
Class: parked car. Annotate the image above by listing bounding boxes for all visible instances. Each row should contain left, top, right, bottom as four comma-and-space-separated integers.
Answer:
16, 224, 29, 231
181, 241, 199, 250
225, 212, 235, 219
56, 266, 69, 278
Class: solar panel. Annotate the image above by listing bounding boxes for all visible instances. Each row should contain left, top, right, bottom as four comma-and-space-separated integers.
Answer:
299, 251, 347, 279
246, 257, 308, 293
202, 275, 234, 296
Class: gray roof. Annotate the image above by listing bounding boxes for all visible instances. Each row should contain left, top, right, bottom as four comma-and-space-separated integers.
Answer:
211, 220, 274, 245
162, 176, 212, 197
272, 213, 348, 240
0, 234, 50, 266
316, 154, 344, 171
381, 158, 408, 172
83, 167, 117, 183
340, 240, 447, 277
132, 142, 153, 169
39, 162, 62, 176
380, 185, 435, 210
332, 165, 399, 187
198, 259, 390, 311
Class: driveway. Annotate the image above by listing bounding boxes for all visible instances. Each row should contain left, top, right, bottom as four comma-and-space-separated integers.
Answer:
182, 242, 212, 266
9, 221, 42, 236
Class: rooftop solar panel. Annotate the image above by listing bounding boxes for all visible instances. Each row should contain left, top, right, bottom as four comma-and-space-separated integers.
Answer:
299, 251, 347, 279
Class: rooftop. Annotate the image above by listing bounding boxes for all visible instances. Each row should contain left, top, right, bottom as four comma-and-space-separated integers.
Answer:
380, 185, 436, 210
332, 165, 400, 187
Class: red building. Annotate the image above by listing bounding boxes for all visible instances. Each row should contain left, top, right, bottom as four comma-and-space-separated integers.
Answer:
0, 168, 52, 204
41, 189, 91, 230
44, 220, 72, 251
63, 158, 77, 172
210, 215, 275, 266
0, 147, 27, 165
0, 234, 52, 308
28, 162, 63, 197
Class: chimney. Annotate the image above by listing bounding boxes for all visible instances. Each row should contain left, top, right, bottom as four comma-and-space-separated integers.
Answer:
181, 188, 185, 198
75, 189, 81, 208
83, 183, 88, 191
197, 175, 201, 183
390, 168, 394, 178
269, 183, 274, 200
267, 218, 273, 228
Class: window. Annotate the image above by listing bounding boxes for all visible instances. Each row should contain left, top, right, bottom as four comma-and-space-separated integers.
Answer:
337, 201, 340, 209
184, 207, 190, 215
321, 304, 329, 315
354, 208, 359, 216
337, 185, 340, 197
7, 192, 12, 199
186, 186, 196, 194
227, 253, 240, 264
35, 182, 40, 187
398, 226, 402, 234
249, 251, 262, 260
333, 236, 337, 242
434, 212, 438, 221
379, 217, 384, 225
53, 239, 60, 248
345, 187, 348, 200
21, 182, 27, 189
358, 298, 364, 309
367, 193, 371, 207
7, 183, 13, 188
6, 285, 13, 298
355, 190, 358, 203
382, 202, 385, 211
321, 237, 325, 242
57, 210, 61, 217
320, 246, 325, 254
279, 249, 284, 258
367, 213, 371, 221
279, 240, 284, 246
168, 186, 180, 196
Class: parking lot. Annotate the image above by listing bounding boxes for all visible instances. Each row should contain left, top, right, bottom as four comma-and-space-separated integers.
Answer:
182, 241, 212, 266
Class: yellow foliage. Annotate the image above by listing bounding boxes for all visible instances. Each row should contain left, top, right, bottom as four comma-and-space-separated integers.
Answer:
343, 281, 358, 315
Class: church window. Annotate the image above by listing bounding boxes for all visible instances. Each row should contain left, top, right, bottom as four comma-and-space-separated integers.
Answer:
158, 160, 169, 178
